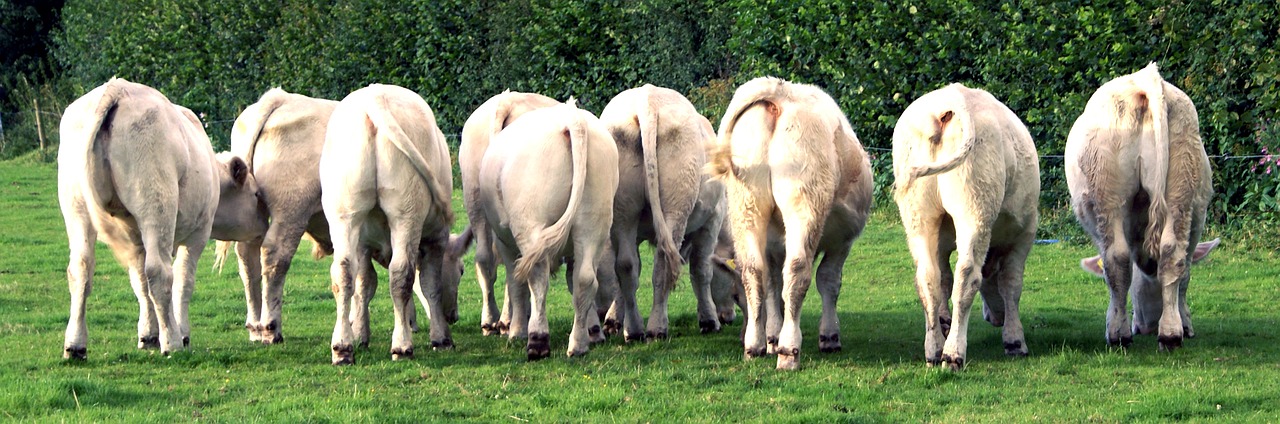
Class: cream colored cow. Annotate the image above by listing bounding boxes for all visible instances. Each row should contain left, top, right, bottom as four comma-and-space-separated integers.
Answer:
458, 91, 560, 336
892, 83, 1040, 370
479, 102, 619, 359
598, 84, 714, 340
320, 84, 460, 365
217, 88, 338, 344
1066, 63, 1212, 351
59, 78, 264, 359
708, 77, 873, 370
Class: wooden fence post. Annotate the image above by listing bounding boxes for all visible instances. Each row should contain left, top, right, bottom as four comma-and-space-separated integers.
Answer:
33, 98, 44, 151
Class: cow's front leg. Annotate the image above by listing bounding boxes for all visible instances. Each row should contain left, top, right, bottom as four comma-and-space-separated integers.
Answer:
348, 257, 377, 349
568, 251, 600, 357
1156, 245, 1190, 352
235, 238, 264, 342
420, 241, 455, 351
1102, 247, 1134, 347
172, 242, 204, 347
259, 223, 308, 345
126, 253, 159, 350
645, 248, 676, 340
816, 243, 850, 353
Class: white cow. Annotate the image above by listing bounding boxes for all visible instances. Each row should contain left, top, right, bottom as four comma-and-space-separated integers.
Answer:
597, 84, 715, 340
1066, 63, 1212, 351
458, 90, 560, 336
707, 77, 874, 370
59, 78, 265, 359
218, 88, 339, 344
479, 102, 619, 359
892, 83, 1040, 370
320, 84, 463, 365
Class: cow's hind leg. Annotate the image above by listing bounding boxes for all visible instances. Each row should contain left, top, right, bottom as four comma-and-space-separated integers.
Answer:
687, 227, 721, 334
993, 244, 1031, 357
904, 221, 946, 366
62, 212, 96, 360
348, 256, 377, 349
816, 242, 851, 353
774, 210, 826, 371
525, 260, 553, 361
258, 219, 310, 344
568, 243, 602, 357
419, 236, 455, 351
472, 220, 503, 335
125, 251, 159, 350
386, 219, 425, 361
940, 228, 991, 371
612, 221, 646, 342
328, 209, 369, 365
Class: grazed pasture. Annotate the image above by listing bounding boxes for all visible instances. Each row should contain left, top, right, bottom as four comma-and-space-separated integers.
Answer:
1, 159, 1277, 422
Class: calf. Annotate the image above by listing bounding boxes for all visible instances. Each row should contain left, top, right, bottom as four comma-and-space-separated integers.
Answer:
597, 84, 715, 340
1066, 63, 1212, 351
707, 77, 873, 370
58, 78, 263, 359
892, 83, 1040, 370
320, 84, 464, 365
479, 102, 619, 359
458, 91, 560, 335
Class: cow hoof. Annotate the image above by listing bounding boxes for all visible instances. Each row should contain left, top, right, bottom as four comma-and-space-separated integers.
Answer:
602, 319, 621, 336
766, 337, 779, 355
1184, 326, 1196, 339
431, 338, 455, 351
332, 344, 354, 365
497, 321, 511, 336
64, 346, 87, 360
139, 336, 159, 350
925, 357, 942, 367
526, 333, 551, 361
1004, 340, 1028, 357
623, 332, 646, 343
588, 325, 606, 344
481, 323, 499, 336
718, 314, 736, 325
409, 320, 420, 333
940, 317, 952, 338
567, 348, 589, 358
1107, 335, 1133, 348
355, 340, 370, 349
699, 320, 721, 334
776, 348, 800, 370
942, 353, 965, 371
645, 330, 668, 341
744, 347, 767, 360
1158, 335, 1183, 352
182, 337, 190, 347
391, 347, 415, 360
819, 334, 842, 353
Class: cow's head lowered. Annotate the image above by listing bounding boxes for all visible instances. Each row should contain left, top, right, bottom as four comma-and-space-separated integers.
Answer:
435, 227, 475, 325
211, 152, 268, 242
1080, 238, 1220, 278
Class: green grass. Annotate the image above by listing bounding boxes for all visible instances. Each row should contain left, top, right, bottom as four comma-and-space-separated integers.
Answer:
1, 159, 1277, 422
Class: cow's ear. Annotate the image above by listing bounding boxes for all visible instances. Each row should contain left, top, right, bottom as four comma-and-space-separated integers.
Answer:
229, 156, 249, 187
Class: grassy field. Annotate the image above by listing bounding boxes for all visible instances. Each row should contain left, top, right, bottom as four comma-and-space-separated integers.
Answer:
1, 157, 1278, 422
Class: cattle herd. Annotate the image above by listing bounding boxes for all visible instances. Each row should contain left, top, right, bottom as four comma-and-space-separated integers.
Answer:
56, 62, 1214, 371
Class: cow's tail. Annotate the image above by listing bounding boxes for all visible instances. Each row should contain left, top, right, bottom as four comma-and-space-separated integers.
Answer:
490, 89, 515, 138
367, 92, 454, 223
637, 90, 682, 290
514, 109, 589, 283
905, 96, 976, 186
706, 77, 787, 181
74, 78, 129, 213
1136, 62, 1169, 256
213, 241, 235, 273
233, 87, 289, 170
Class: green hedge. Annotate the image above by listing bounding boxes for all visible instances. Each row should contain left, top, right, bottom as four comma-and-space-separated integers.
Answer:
10, 0, 1275, 236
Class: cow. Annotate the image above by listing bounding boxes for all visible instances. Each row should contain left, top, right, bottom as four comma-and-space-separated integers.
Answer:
1065, 63, 1213, 351
892, 83, 1040, 370
214, 88, 339, 345
478, 102, 619, 359
596, 84, 716, 340
320, 84, 464, 365
458, 90, 560, 336
58, 78, 265, 359
707, 77, 874, 370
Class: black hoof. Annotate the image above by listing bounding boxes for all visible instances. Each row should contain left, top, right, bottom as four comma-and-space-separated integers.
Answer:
1183, 326, 1196, 339
1158, 335, 1183, 352
926, 349, 943, 367
356, 340, 370, 349
699, 320, 721, 334
497, 321, 511, 336
588, 325, 602, 339
624, 332, 646, 343
1004, 340, 1028, 357
645, 330, 668, 341
391, 347, 415, 360
481, 323, 499, 336
602, 319, 621, 336
940, 317, 952, 338
139, 336, 159, 349
942, 353, 965, 371
431, 338, 455, 351
744, 347, 767, 359
1107, 336, 1134, 348
64, 346, 87, 360
332, 343, 354, 366
718, 315, 736, 325
526, 333, 551, 361
818, 334, 842, 353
